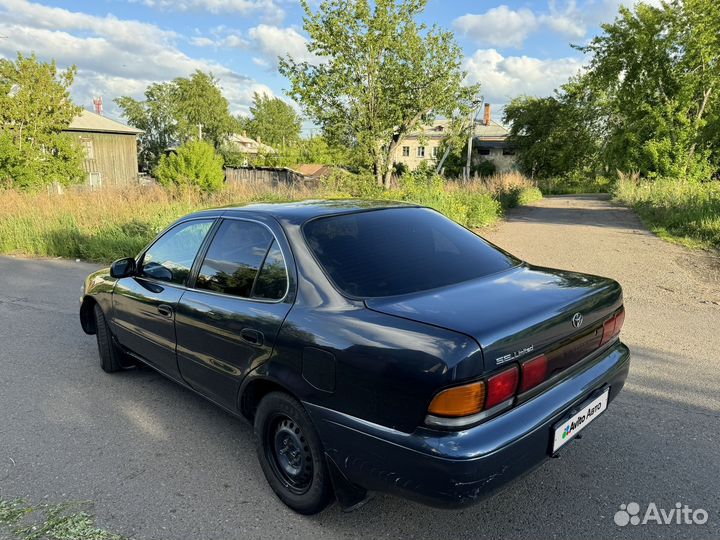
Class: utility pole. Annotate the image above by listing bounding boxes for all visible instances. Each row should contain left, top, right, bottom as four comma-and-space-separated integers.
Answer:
464, 97, 483, 182
198, 123, 203, 141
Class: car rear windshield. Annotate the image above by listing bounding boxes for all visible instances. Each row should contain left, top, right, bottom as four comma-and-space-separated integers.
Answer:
303, 207, 519, 298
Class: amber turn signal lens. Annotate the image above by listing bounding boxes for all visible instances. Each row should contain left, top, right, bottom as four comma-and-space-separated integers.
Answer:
427, 381, 485, 417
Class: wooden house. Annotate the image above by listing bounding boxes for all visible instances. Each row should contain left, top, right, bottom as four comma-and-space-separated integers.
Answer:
63, 110, 142, 187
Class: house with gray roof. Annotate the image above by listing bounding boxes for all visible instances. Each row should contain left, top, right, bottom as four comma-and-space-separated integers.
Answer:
63, 110, 142, 188
391, 103, 516, 174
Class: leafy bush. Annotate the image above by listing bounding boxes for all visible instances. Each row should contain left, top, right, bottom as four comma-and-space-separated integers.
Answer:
536, 174, 612, 195
0, 133, 85, 190
321, 169, 383, 198
392, 161, 408, 176
613, 174, 720, 248
154, 141, 225, 192
476, 159, 497, 177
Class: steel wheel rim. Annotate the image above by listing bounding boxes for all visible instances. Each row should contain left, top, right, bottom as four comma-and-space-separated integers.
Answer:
265, 414, 313, 494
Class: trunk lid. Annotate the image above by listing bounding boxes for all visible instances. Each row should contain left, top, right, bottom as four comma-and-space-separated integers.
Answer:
365, 264, 622, 373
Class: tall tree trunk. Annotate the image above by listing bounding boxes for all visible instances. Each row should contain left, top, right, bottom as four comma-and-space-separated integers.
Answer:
382, 137, 401, 189
685, 85, 713, 175
373, 157, 383, 186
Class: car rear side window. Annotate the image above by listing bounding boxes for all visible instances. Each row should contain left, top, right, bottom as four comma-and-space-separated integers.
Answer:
140, 220, 213, 285
195, 220, 284, 299
253, 240, 288, 300
304, 207, 519, 298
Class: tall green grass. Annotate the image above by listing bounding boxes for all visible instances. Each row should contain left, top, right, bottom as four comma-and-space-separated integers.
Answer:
0, 173, 542, 263
613, 174, 720, 249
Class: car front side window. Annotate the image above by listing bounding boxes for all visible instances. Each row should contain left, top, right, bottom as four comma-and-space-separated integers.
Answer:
140, 220, 214, 285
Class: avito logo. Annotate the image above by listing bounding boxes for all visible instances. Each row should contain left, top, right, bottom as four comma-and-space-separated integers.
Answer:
614, 502, 709, 526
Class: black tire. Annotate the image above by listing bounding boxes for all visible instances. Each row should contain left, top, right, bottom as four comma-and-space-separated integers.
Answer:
93, 304, 125, 373
254, 391, 333, 515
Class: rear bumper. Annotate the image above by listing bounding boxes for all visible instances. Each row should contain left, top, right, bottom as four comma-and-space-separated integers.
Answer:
305, 341, 630, 508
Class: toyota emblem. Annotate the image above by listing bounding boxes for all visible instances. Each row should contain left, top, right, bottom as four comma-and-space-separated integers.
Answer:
571, 312, 583, 328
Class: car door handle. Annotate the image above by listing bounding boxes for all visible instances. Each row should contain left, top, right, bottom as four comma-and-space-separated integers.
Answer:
157, 304, 173, 318
240, 328, 263, 346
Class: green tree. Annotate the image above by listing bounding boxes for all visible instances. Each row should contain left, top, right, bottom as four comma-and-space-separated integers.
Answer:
0, 53, 84, 189
280, 0, 477, 188
578, 0, 720, 179
172, 70, 234, 148
503, 86, 599, 179
243, 92, 302, 149
115, 82, 177, 169
154, 140, 225, 192
116, 70, 235, 168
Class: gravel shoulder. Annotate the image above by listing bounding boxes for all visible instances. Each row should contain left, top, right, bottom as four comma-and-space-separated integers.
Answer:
1, 195, 719, 539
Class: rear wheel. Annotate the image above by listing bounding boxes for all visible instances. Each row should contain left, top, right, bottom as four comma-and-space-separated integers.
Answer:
254, 391, 333, 514
93, 304, 126, 373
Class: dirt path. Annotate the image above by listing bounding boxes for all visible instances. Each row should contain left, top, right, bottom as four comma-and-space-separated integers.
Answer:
483, 194, 720, 413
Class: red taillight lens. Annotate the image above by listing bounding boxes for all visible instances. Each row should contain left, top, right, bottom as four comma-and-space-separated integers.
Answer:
601, 307, 625, 345
519, 355, 548, 392
614, 308, 625, 334
485, 366, 519, 409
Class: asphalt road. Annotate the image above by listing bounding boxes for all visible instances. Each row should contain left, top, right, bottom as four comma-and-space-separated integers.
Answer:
1, 195, 719, 540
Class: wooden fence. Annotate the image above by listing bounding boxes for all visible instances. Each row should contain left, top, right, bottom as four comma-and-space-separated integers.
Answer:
224, 166, 306, 186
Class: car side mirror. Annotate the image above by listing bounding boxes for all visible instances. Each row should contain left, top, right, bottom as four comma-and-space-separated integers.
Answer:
110, 257, 136, 279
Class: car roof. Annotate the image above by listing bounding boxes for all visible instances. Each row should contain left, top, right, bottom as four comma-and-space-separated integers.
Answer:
187, 199, 422, 225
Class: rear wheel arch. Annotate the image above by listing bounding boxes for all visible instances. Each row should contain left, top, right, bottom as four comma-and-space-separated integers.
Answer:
239, 377, 297, 422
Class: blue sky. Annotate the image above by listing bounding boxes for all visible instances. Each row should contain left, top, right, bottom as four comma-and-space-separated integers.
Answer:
0, 0, 648, 130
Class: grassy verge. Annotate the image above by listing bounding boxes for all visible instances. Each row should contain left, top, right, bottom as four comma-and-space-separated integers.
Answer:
0, 172, 541, 263
0, 498, 125, 540
613, 175, 720, 249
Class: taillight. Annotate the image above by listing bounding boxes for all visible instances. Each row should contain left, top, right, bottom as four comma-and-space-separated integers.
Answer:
485, 365, 519, 409
519, 354, 548, 392
427, 381, 485, 417
425, 366, 518, 428
601, 307, 625, 345
614, 308, 625, 334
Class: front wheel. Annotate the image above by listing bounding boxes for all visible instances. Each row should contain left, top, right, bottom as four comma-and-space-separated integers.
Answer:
254, 392, 333, 514
93, 304, 126, 373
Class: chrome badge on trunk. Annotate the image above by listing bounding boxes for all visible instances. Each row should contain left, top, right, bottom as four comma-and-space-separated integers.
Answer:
496, 345, 534, 365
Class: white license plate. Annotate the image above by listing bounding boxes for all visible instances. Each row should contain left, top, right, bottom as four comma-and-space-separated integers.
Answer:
552, 388, 609, 453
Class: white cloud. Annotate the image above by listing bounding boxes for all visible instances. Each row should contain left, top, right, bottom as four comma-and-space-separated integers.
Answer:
539, 0, 586, 39
136, 0, 284, 24
191, 33, 248, 48
0, 0, 265, 117
189, 24, 317, 69
453, 0, 662, 49
454, 6, 537, 48
463, 48, 584, 105
190, 36, 216, 47
247, 24, 319, 67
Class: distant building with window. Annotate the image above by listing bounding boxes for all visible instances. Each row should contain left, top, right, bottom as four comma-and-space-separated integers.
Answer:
392, 120, 448, 170
63, 110, 143, 188
391, 104, 516, 173
222, 132, 276, 156
474, 104, 515, 172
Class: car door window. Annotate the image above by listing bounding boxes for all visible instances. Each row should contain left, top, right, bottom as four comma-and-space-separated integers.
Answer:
195, 220, 276, 298
252, 240, 288, 300
140, 220, 213, 285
